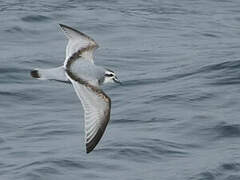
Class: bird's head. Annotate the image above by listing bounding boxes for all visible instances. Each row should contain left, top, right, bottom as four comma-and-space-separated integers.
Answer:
103, 69, 121, 85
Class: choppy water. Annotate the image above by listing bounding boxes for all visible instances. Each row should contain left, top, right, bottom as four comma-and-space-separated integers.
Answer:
1, 0, 240, 179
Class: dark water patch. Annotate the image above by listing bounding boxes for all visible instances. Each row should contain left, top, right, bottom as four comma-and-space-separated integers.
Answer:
0, 67, 32, 83
151, 94, 182, 102
0, 67, 25, 74
210, 0, 234, 2
112, 117, 172, 125
201, 60, 240, 71
0, 163, 16, 177
190, 161, 240, 180
42, 129, 76, 136
197, 60, 240, 85
214, 122, 240, 138
0, 147, 12, 151
190, 171, 216, 180
210, 77, 240, 86
220, 163, 240, 172
50, 159, 86, 169
0, 137, 5, 144
196, 122, 240, 141
188, 93, 215, 102
201, 32, 219, 38
21, 15, 51, 23
15, 161, 46, 171
4, 26, 39, 35
111, 118, 141, 124
151, 117, 176, 123
194, 121, 240, 140
0, 163, 15, 169
149, 93, 185, 104
5, 26, 24, 33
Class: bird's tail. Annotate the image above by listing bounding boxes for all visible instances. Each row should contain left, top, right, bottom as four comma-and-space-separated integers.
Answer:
31, 66, 69, 83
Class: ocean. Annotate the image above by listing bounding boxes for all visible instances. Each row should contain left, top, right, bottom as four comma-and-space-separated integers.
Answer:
1, 0, 240, 179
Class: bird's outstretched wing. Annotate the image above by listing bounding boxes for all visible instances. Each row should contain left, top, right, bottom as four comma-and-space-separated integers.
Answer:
59, 24, 99, 65
62, 24, 110, 153
66, 71, 111, 153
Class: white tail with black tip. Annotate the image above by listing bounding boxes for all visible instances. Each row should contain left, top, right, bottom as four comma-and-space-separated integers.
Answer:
31, 66, 68, 83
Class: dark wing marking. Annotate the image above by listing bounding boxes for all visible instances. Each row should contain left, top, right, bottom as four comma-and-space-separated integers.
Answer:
66, 68, 111, 153
59, 24, 99, 64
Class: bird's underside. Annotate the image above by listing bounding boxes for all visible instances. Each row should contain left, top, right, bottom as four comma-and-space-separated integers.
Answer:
31, 24, 111, 153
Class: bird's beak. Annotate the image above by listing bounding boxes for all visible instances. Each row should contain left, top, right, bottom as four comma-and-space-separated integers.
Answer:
113, 77, 122, 85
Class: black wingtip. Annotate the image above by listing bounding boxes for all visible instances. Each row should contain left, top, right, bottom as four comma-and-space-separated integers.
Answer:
31, 70, 40, 78
86, 148, 91, 154
86, 129, 106, 154
59, 23, 65, 28
59, 23, 69, 29
86, 140, 97, 154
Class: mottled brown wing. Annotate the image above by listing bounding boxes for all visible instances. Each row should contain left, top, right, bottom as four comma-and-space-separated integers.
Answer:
59, 24, 99, 65
68, 76, 111, 153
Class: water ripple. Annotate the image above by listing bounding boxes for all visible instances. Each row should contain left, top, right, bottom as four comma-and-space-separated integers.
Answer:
21, 15, 51, 23
99, 139, 189, 163
190, 162, 240, 180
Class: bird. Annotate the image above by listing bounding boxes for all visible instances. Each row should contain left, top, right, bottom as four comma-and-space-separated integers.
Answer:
31, 24, 121, 153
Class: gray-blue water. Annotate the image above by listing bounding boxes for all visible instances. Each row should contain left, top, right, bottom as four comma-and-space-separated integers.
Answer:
1, 0, 240, 179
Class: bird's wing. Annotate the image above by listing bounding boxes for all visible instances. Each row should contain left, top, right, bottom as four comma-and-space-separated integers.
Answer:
66, 71, 111, 153
59, 24, 99, 65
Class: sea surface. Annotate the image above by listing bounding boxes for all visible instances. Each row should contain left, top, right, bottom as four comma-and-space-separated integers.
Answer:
1, 0, 240, 179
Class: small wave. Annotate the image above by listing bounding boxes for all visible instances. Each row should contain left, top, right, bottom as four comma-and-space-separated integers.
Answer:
214, 122, 240, 138
21, 15, 51, 23
50, 159, 86, 169
122, 60, 240, 87
5, 26, 23, 33
20, 172, 42, 180
201, 32, 219, 38
112, 117, 173, 125
192, 122, 240, 141
35, 166, 60, 175
220, 163, 240, 171
194, 60, 240, 86
0, 137, 4, 144
15, 159, 86, 173
0, 90, 36, 103
0, 67, 24, 74
192, 171, 216, 180
190, 162, 240, 180
201, 60, 240, 72
4, 26, 39, 35
98, 139, 189, 163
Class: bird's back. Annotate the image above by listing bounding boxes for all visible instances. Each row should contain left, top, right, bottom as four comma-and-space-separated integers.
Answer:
69, 59, 105, 86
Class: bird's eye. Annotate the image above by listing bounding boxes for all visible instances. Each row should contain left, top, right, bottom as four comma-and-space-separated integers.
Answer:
105, 73, 114, 77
